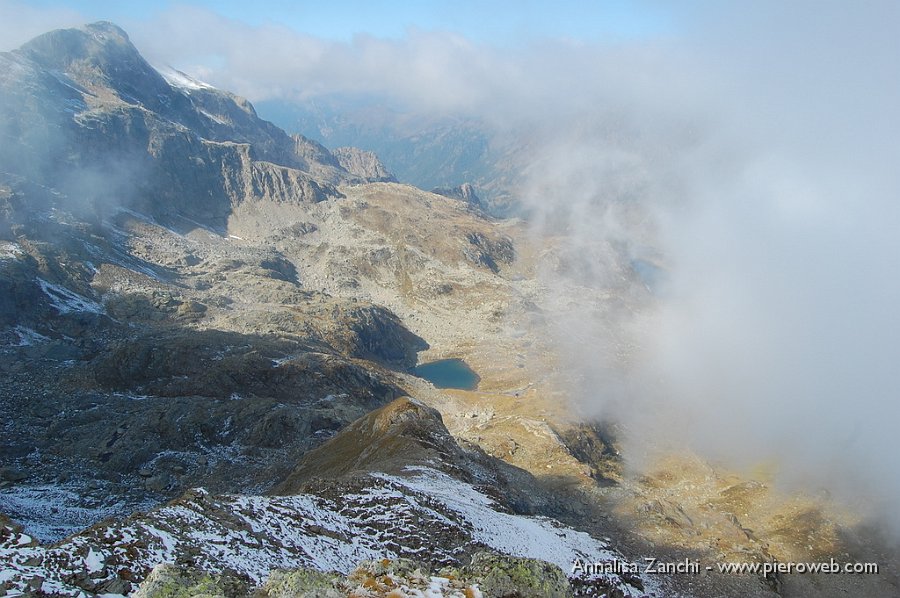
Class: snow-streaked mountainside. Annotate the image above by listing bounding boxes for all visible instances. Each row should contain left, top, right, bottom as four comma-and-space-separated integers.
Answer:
157, 66, 215, 92
0, 21, 395, 229
0, 466, 653, 597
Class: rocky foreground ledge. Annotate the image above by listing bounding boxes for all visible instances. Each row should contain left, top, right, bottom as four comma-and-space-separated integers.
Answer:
0, 399, 659, 597
0, 469, 651, 597
134, 553, 574, 598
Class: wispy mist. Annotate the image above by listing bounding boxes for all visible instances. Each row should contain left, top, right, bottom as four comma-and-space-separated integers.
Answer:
513, 2, 900, 526
4, 1, 900, 525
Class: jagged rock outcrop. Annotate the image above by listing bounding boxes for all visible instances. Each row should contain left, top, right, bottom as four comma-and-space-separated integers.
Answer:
332, 146, 397, 182
275, 397, 469, 487
464, 230, 516, 273
432, 182, 485, 209
289, 133, 347, 182
274, 397, 551, 518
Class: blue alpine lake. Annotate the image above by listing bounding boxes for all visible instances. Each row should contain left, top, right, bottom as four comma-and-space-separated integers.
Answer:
412, 358, 480, 390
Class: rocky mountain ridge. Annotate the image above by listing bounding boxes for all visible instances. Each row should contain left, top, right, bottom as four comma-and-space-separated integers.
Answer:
256, 95, 523, 216
0, 22, 393, 230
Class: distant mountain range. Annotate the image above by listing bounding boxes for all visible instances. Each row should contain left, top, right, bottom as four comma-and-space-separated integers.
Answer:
257, 95, 523, 215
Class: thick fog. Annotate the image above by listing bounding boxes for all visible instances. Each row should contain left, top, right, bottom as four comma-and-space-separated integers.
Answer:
4, 1, 900, 524
524, 5, 900, 526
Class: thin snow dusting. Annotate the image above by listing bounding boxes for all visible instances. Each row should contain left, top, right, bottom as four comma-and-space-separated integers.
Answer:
0, 468, 655, 596
111, 207, 154, 223
380, 467, 661, 595
36, 278, 104, 314
84, 547, 104, 573
0, 483, 150, 544
271, 355, 294, 367
157, 66, 214, 91
0, 241, 24, 261
9, 326, 49, 347
111, 392, 155, 401
47, 70, 88, 97
200, 108, 228, 125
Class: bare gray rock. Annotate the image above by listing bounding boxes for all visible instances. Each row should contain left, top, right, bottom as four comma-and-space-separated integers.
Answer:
332, 146, 397, 182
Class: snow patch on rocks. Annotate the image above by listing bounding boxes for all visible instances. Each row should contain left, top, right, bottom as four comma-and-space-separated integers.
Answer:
0, 468, 655, 596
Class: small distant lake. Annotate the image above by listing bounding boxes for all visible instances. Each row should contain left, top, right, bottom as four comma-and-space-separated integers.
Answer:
413, 358, 480, 390
631, 258, 665, 294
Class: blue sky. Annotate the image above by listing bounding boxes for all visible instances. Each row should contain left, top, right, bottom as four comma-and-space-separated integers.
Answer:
22, 0, 673, 43
0, 0, 684, 107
